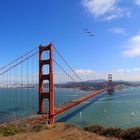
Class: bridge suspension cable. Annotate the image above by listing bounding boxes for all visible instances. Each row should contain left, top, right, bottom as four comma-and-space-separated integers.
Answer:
0, 51, 39, 76
0, 46, 39, 124
0, 46, 38, 71
53, 46, 91, 89
0, 43, 111, 124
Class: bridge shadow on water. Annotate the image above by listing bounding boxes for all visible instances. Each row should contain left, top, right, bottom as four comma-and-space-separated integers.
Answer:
57, 92, 109, 123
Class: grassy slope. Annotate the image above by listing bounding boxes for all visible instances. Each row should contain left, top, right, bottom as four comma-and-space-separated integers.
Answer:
0, 123, 117, 140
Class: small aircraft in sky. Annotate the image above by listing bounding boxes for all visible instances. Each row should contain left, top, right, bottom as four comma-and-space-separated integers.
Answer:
90, 34, 94, 37
83, 28, 94, 37
83, 28, 88, 31
82, 28, 94, 37
87, 31, 91, 33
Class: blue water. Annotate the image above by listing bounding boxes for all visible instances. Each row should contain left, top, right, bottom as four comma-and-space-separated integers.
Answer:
1, 87, 140, 128
0, 88, 90, 124
60, 88, 140, 128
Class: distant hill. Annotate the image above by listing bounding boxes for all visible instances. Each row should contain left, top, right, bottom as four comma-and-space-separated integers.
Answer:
55, 80, 140, 90
85, 79, 107, 83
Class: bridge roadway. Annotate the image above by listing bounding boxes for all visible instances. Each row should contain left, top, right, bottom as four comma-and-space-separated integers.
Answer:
38, 87, 112, 123
8, 87, 111, 125
54, 87, 111, 116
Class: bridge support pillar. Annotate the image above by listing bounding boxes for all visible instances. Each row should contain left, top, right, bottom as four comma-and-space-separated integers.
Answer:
38, 44, 55, 124
108, 74, 115, 93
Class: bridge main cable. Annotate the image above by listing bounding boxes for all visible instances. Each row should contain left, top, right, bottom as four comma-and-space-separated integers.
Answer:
53, 46, 91, 89
0, 46, 38, 71
0, 50, 39, 76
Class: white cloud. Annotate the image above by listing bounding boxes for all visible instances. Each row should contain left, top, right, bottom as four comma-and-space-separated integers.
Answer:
75, 69, 104, 81
114, 68, 140, 81
117, 69, 125, 72
109, 27, 126, 35
123, 35, 140, 57
117, 68, 140, 73
82, 0, 116, 17
75, 69, 96, 75
135, 0, 140, 6
82, 0, 131, 21
74, 68, 140, 81
103, 14, 118, 21
132, 68, 140, 71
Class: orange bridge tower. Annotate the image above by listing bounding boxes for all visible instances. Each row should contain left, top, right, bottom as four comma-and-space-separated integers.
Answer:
38, 44, 55, 124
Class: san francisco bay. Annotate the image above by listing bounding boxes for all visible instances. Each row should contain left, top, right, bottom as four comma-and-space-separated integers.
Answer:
1, 87, 140, 129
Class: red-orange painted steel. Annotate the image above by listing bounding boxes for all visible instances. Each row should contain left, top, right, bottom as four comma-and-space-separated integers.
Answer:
38, 44, 113, 124
39, 44, 55, 124
108, 74, 114, 92
40, 88, 111, 122
108, 74, 112, 82
55, 88, 110, 116
39, 46, 44, 112
49, 44, 55, 124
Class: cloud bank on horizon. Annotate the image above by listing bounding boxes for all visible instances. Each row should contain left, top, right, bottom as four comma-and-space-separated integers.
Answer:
75, 68, 140, 81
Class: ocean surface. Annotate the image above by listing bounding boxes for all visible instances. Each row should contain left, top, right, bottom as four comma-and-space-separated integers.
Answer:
0, 87, 140, 128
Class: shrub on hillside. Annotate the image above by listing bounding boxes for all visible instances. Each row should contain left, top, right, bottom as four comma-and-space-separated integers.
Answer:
84, 125, 104, 134
100, 127, 123, 138
84, 125, 140, 140
121, 127, 140, 140
0, 125, 20, 136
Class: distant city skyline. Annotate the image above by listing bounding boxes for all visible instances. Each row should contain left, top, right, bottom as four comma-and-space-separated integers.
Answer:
0, 0, 140, 81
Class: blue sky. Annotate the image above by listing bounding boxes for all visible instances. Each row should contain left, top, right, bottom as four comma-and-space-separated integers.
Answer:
0, 0, 140, 81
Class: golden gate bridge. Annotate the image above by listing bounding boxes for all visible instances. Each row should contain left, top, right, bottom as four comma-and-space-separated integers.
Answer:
0, 43, 114, 124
